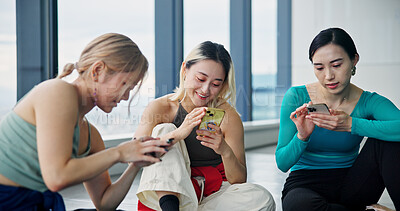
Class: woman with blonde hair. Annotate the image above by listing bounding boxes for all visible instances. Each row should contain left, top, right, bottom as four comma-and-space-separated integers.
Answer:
0, 33, 170, 210
135, 41, 275, 211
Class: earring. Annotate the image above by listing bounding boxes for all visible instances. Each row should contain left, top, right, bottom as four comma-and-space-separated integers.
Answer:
94, 87, 98, 106
351, 66, 356, 76
93, 71, 99, 109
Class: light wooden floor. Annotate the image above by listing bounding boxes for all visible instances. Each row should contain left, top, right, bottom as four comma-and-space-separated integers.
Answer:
60, 144, 395, 210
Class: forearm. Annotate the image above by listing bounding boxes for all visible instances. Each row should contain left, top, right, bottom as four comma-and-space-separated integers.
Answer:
276, 133, 309, 172
97, 164, 140, 210
159, 128, 188, 143
44, 147, 120, 191
352, 92, 400, 141
352, 118, 400, 141
135, 125, 180, 144
221, 148, 247, 184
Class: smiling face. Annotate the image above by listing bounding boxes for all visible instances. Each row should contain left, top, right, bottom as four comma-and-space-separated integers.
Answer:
183, 59, 226, 107
95, 71, 140, 113
312, 43, 358, 95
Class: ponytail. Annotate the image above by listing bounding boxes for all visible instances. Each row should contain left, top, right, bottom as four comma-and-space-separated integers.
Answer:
57, 63, 75, 79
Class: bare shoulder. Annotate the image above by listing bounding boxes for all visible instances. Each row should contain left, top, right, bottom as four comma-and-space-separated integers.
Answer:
13, 79, 78, 124
218, 103, 244, 148
218, 102, 243, 131
142, 93, 179, 123
147, 94, 178, 115
33, 79, 78, 103
16, 79, 76, 105
34, 79, 78, 111
135, 94, 179, 136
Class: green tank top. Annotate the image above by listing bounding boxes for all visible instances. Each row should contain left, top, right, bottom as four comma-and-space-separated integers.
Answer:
0, 111, 91, 192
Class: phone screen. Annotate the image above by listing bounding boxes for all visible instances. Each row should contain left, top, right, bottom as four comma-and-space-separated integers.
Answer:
198, 108, 225, 134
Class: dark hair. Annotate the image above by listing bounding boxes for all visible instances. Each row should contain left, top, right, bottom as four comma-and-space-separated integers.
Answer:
185, 41, 232, 79
309, 28, 358, 62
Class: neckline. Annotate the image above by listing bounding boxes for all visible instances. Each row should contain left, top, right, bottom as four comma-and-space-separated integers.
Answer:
178, 102, 189, 115
303, 85, 364, 116
320, 87, 348, 110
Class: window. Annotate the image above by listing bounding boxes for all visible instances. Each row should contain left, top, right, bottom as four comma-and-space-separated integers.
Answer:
251, 0, 278, 120
0, 1, 16, 118
183, 0, 230, 56
58, 0, 155, 139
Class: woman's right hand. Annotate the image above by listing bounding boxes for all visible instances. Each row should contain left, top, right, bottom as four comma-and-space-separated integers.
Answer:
290, 102, 315, 141
175, 107, 206, 141
116, 136, 169, 165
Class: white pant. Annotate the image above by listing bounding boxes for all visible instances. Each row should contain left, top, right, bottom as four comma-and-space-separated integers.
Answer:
137, 123, 276, 211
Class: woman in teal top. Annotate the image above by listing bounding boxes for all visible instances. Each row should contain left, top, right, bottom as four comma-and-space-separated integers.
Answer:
0, 33, 170, 210
276, 27, 400, 211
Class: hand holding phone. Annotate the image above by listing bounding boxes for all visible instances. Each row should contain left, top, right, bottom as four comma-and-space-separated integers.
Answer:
307, 103, 330, 114
146, 138, 173, 158
197, 108, 225, 136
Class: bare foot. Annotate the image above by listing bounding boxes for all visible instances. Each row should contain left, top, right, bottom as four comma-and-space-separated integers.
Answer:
366, 204, 395, 211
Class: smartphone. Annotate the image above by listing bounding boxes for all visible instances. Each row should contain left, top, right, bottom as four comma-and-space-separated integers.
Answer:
146, 139, 173, 158
307, 103, 330, 114
197, 108, 225, 135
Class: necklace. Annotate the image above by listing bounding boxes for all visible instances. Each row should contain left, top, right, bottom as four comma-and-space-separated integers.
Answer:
321, 89, 347, 110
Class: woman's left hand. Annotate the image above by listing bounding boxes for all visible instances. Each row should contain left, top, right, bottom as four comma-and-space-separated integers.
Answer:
196, 124, 230, 155
306, 109, 352, 132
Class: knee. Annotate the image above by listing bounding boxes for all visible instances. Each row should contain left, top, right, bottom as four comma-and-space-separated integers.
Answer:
251, 183, 274, 201
254, 184, 276, 210
152, 123, 177, 136
282, 188, 327, 211
237, 183, 276, 210
215, 183, 276, 211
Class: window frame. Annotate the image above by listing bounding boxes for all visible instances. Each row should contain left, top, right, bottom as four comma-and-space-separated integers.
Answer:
16, 0, 291, 134
16, 0, 58, 101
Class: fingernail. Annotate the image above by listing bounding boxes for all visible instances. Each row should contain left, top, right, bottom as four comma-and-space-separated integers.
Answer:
165, 148, 169, 152
167, 138, 173, 144
159, 158, 162, 162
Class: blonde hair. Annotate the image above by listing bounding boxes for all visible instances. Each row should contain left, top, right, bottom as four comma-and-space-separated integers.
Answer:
58, 33, 148, 86
169, 41, 236, 108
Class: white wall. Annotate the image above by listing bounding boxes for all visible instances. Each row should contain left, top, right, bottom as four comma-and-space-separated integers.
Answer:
292, 0, 400, 107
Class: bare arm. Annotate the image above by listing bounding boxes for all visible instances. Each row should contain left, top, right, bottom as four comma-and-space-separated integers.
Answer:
83, 125, 161, 210
134, 97, 206, 144
33, 81, 165, 193
134, 99, 168, 138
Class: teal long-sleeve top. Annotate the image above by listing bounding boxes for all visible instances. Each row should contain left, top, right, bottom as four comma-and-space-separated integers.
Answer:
275, 86, 400, 173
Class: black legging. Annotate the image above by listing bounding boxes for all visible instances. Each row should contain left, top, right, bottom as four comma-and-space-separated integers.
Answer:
281, 138, 400, 211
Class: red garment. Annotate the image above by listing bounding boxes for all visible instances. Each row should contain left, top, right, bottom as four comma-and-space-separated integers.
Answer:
190, 163, 227, 200
138, 200, 155, 211
137, 163, 227, 211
